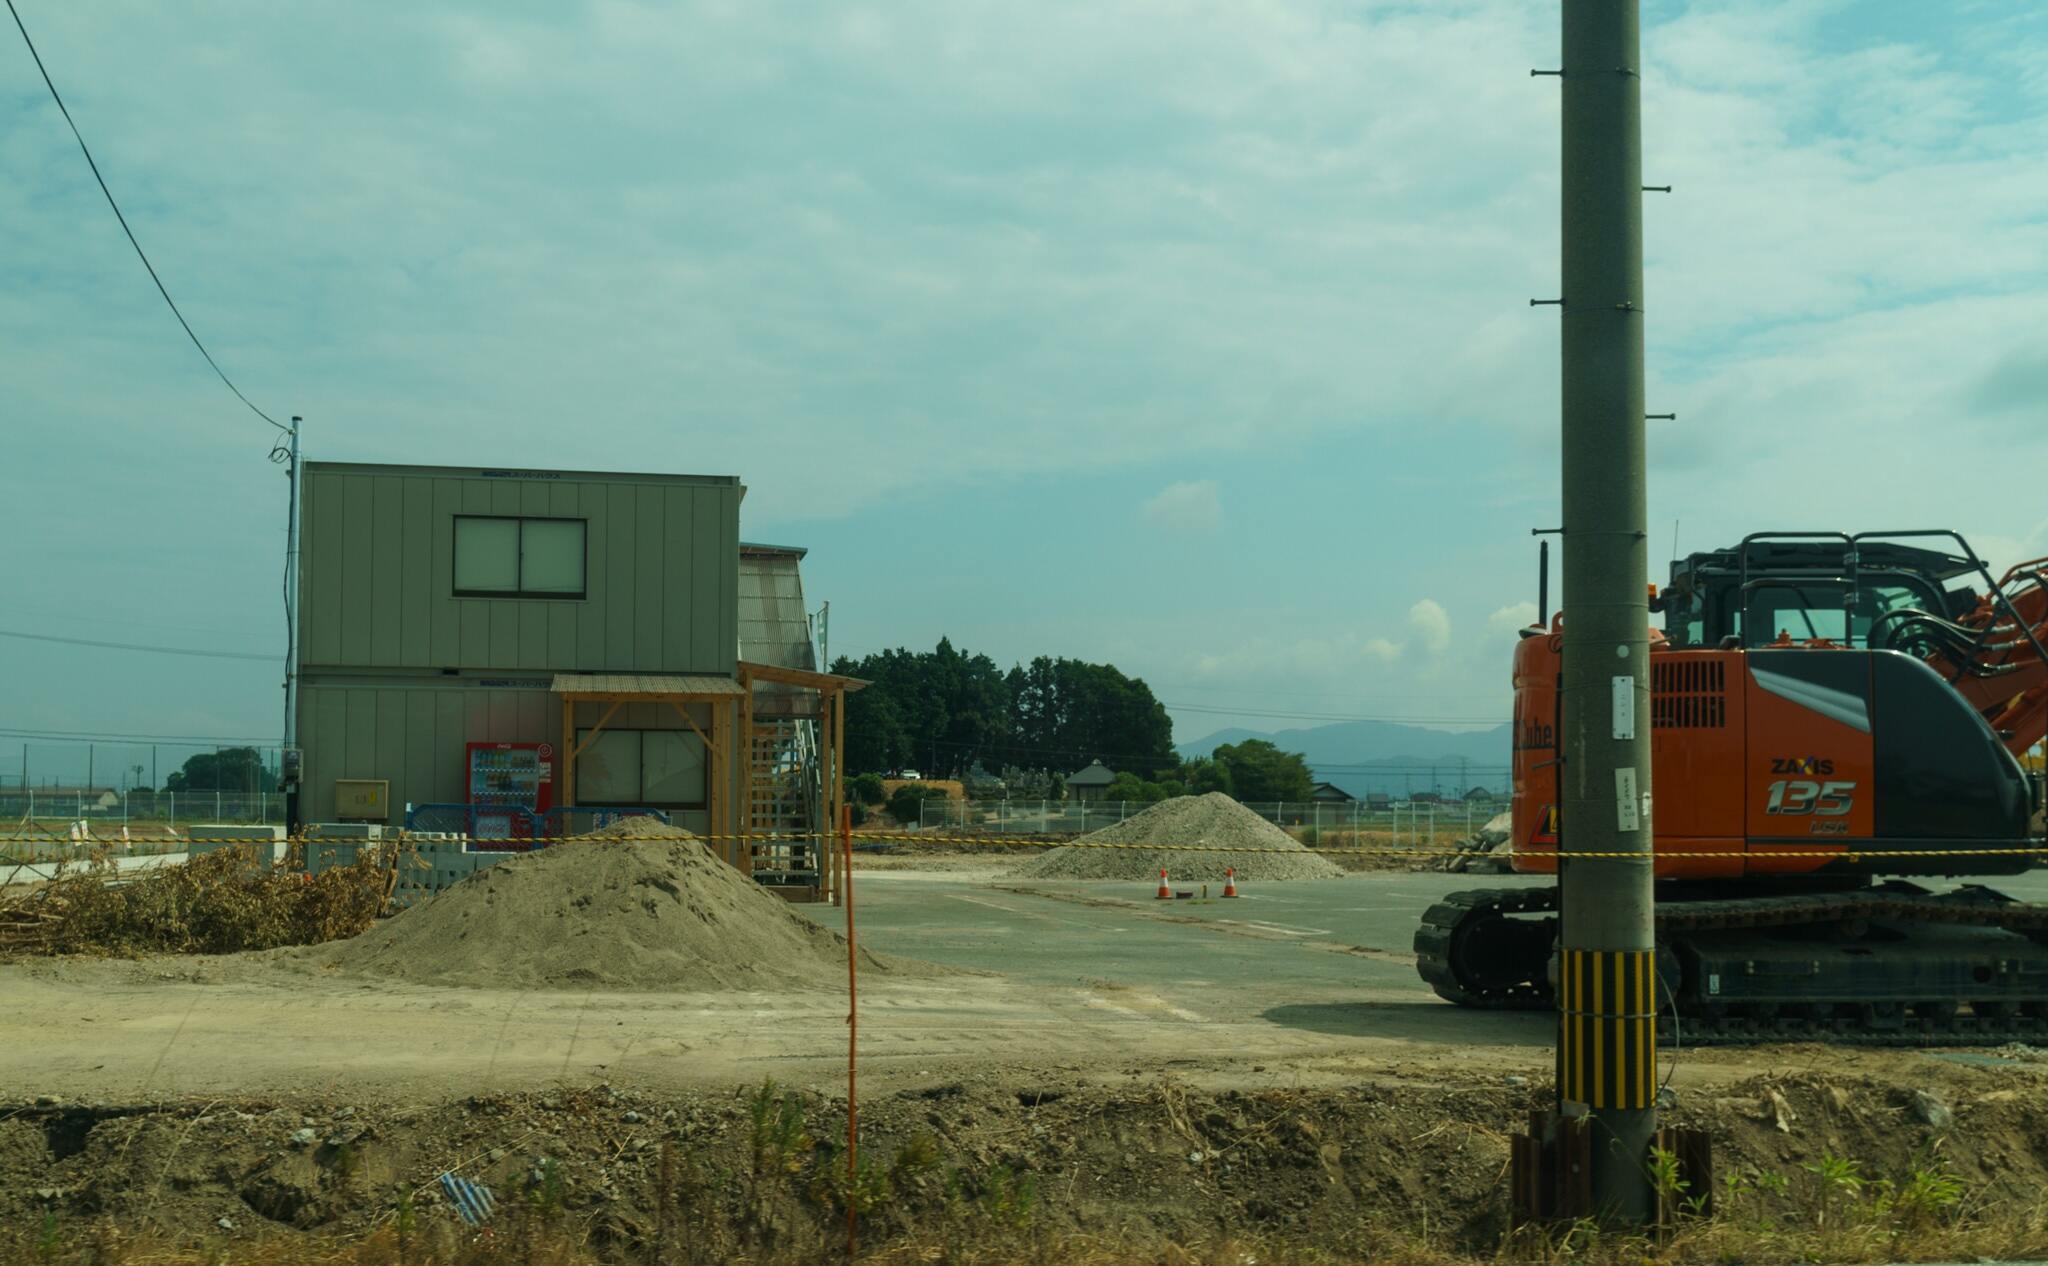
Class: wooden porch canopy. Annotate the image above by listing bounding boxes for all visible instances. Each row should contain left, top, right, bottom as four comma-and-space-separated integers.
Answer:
552, 666, 866, 901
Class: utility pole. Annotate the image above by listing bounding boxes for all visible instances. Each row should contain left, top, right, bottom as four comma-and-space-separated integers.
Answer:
281, 415, 303, 833
1555, 0, 1657, 1222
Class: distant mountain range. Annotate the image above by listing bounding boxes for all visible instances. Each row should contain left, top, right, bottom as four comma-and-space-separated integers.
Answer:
1176, 718, 1512, 800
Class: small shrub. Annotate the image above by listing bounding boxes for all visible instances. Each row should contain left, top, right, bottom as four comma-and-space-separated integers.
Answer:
746, 1080, 812, 1179
850, 773, 886, 806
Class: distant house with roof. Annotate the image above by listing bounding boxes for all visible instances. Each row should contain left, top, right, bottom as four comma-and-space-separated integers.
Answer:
1309, 781, 1355, 804
1066, 760, 1117, 804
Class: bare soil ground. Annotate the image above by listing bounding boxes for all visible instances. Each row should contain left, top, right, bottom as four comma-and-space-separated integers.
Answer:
7, 847, 2048, 1262
3, 1061, 2044, 1264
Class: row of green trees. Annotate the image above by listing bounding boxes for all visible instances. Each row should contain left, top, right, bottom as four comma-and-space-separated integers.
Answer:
832, 640, 1178, 778
1097, 739, 1314, 805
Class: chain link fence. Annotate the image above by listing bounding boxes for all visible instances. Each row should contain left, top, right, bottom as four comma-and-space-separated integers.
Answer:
0, 788, 285, 831
916, 797, 1505, 846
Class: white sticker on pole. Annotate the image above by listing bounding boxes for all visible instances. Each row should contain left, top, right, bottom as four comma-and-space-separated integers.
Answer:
1615, 766, 1640, 832
1611, 675, 1635, 740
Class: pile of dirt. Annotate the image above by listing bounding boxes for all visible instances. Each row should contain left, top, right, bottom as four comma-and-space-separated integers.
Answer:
312, 836, 918, 991
1011, 793, 1344, 882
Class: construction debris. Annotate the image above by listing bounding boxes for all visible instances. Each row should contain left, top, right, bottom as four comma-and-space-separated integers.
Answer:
0, 845, 389, 957
1435, 811, 1514, 873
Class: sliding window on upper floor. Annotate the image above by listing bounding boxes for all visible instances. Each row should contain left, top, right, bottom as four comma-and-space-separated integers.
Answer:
453, 515, 587, 598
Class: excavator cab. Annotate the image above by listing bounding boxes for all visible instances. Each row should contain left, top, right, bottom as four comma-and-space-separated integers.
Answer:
1416, 528, 2048, 1040
1660, 534, 1983, 652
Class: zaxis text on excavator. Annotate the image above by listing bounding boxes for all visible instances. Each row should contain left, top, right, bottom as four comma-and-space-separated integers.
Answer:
1417, 530, 2048, 1043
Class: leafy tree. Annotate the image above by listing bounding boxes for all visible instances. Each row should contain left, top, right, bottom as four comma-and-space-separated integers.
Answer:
165, 747, 265, 793
1181, 757, 1233, 796
835, 643, 1173, 782
1210, 739, 1313, 803
1003, 656, 1175, 777
1104, 772, 1169, 804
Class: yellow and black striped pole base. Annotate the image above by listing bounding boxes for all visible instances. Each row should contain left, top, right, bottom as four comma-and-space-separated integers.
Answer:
1557, 947, 1657, 1111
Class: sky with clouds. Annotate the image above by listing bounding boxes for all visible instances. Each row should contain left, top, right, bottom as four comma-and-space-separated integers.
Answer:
4, 0, 2046, 779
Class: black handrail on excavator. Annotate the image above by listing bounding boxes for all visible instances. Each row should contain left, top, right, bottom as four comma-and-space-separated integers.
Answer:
1733, 530, 2048, 678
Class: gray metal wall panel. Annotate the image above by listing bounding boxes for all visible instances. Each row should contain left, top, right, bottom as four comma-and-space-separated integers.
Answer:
574, 482, 605, 670
458, 482, 492, 667
720, 487, 739, 667
303, 472, 341, 666
428, 479, 461, 667
636, 489, 665, 667
400, 479, 433, 666
435, 691, 467, 802
662, 485, 690, 668
404, 690, 437, 813
487, 481, 521, 667
374, 690, 406, 798
344, 689, 377, 780
692, 490, 720, 668
300, 465, 739, 678
370, 477, 404, 665
340, 475, 375, 665
605, 484, 636, 667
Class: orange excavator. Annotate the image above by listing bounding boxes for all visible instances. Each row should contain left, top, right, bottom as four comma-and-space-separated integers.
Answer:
1416, 531, 2048, 1042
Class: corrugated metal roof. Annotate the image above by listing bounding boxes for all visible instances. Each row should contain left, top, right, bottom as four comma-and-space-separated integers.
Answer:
738, 551, 818, 673
551, 673, 745, 696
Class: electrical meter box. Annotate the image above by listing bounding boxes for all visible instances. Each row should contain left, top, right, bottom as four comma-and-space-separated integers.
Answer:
333, 779, 390, 821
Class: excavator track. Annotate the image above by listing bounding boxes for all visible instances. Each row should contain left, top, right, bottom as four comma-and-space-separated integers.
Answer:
1415, 882, 2048, 1045
1413, 888, 1558, 1011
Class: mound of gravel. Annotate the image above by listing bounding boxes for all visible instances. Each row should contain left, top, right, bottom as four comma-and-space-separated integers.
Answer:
314, 833, 923, 991
1012, 793, 1344, 882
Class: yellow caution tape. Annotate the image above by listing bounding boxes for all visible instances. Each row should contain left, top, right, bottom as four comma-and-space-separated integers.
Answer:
15, 834, 2048, 865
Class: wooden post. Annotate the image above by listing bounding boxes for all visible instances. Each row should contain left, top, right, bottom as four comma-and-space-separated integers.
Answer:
560, 697, 576, 809
832, 685, 846, 906
822, 689, 837, 903
739, 673, 755, 879
705, 701, 722, 852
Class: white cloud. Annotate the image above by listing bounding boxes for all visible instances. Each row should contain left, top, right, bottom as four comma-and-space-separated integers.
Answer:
1361, 637, 1403, 664
1408, 599, 1452, 656
1140, 480, 1222, 534
1488, 602, 1539, 641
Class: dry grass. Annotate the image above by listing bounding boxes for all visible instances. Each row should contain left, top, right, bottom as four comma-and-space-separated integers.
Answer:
0, 843, 393, 956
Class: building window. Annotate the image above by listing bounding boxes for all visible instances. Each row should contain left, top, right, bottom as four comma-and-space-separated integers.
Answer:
453, 516, 586, 598
574, 728, 706, 808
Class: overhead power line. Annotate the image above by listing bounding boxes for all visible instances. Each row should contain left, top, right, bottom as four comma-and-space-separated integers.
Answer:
0, 726, 277, 745
0, 627, 277, 662
5, 0, 285, 433
1163, 701, 1510, 725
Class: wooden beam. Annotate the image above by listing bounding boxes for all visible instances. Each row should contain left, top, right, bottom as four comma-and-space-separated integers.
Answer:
665, 699, 713, 749
735, 660, 869, 692
558, 690, 740, 704
568, 699, 624, 763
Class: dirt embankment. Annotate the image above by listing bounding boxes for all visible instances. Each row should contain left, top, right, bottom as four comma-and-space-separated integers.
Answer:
1, 1065, 2044, 1264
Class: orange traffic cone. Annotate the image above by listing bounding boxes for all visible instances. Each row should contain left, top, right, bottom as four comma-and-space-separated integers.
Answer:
1155, 868, 1172, 900
1222, 867, 1239, 898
